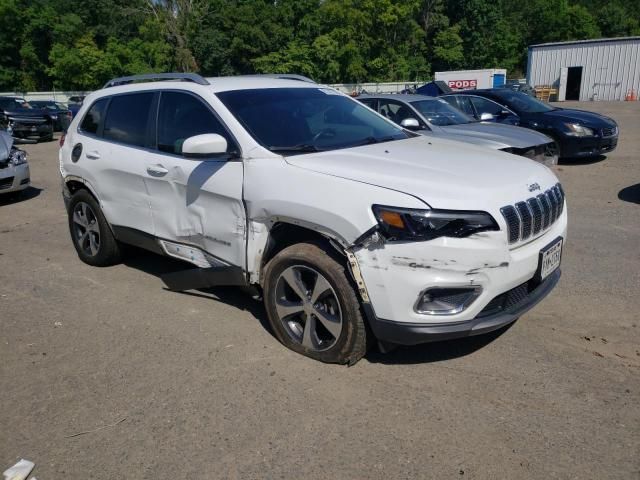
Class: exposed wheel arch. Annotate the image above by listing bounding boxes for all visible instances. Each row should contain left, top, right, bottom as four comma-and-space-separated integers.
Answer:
64, 177, 100, 202
259, 222, 346, 285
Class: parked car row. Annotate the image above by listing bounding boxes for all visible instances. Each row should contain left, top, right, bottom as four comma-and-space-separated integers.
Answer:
0, 96, 78, 144
358, 94, 558, 165
440, 89, 619, 158
59, 73, 567, 365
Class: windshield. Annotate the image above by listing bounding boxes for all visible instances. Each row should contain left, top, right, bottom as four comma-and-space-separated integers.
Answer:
410, 98, 475, 126
491, 90, 554, 114
31, 101, 64, 110
0, 98, 32, 111
216, 88, 409, 154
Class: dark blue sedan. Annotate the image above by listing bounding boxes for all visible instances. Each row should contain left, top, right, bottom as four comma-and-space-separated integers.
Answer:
441, 89, 619, 159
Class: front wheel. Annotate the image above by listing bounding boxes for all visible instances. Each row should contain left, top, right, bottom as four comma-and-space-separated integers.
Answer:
263, 242, 368, 365
67, 189, 122, 266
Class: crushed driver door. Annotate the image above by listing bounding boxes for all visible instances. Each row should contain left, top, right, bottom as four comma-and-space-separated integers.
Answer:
143, 90, 246, 270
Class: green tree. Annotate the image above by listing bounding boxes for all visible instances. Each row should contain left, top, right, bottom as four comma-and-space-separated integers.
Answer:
432, 24, 464, 70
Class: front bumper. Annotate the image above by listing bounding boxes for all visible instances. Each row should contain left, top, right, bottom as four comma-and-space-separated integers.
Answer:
365, 269, 560, 345
0, 163, 30, 194
560, 134, 618, 158
10, 122, 53, 140
354, 207, 567, 344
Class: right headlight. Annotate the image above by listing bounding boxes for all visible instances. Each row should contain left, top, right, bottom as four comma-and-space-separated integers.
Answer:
9, 148, 27, 166
372, 205, 499, 242
563, 123, 595, 137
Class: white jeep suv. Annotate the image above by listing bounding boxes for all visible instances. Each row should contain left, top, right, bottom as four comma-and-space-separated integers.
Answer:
60, 73, 567, 364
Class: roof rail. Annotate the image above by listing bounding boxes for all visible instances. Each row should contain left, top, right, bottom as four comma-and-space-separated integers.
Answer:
103, 73, 210, 89
247, 74, 316, 84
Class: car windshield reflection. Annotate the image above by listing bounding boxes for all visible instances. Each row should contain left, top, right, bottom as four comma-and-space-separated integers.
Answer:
217, 88, 409, 154
410, 99, 476, 126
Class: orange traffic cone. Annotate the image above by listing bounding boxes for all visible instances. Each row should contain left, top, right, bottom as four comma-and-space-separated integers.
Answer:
625, 89, 637, 101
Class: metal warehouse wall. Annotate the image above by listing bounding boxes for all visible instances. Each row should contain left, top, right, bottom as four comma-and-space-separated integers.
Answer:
527, 38, 640, 101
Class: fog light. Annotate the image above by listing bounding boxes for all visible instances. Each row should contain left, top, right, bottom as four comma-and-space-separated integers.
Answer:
414, 287, 482, 315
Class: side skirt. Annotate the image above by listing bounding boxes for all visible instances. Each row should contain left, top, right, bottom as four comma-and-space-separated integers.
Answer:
111, 226, 248, 291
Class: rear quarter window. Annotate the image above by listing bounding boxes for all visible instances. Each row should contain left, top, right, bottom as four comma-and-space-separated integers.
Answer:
79, 98, 109, 135
103, 93, 154, 147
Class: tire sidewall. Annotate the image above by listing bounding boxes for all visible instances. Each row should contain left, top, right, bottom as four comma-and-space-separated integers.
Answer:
67, 190, 118, 266
263, 243, 364, 364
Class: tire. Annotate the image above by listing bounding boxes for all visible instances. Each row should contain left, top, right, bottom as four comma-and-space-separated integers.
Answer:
67, 189, 122, 266
263, 242, 368, 365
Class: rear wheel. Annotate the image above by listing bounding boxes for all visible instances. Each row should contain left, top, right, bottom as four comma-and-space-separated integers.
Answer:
67, 189, 122, 266
263, 242, 368, 365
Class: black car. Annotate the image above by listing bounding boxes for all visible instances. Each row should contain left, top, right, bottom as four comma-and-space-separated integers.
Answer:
0, 97, 54, 143
68, 102, 83, 120
441, 89, 618, 158
29, 100, 72, 131
496, 81, 536, 97
67, 95, 85, 105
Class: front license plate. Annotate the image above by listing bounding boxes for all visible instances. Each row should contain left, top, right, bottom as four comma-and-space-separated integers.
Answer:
538, 237, 563, 281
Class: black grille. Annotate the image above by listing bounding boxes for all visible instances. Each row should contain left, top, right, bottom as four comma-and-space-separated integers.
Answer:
515, 202, 533, 240
527, 198, 543, 234
501, 183, 564, 244
601, 126, 617, 137
538, 193, 552, 229
0, 176, 15, 189
500, 205, 520, 243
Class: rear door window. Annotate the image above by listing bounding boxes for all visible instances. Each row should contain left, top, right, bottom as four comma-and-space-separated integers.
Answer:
443, 95, 475, 116
156, 91, 233, 155
469, 96, 504, 116
79, 98, 108, 135
378, 99, 422, 127
103, 93, 154, 147
359, 98, 378, 110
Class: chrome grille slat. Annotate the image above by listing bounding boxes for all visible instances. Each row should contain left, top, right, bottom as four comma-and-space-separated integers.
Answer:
515, 202, 532, 240
527, 197, 543, 234
552, 187, 562, 219
501, 183, 565, 245
555, 185, 564, 215
500, 206, 520, 243
547, 189, 558, 223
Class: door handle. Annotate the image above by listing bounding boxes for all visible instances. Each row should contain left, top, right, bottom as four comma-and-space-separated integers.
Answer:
85, 151, 101, 160
146, 164, 169, 177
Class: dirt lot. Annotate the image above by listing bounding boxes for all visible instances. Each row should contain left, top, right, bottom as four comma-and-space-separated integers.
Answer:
1, 101, 638, 479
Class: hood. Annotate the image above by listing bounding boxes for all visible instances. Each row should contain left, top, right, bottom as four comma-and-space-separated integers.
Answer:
528, 108, 617, 127
3, 108, 50, 118
285, 136, 559, 211
438, 122, 552, 149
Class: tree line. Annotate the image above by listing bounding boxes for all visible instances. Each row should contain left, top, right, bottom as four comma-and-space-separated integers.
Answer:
1, 0, 638, 91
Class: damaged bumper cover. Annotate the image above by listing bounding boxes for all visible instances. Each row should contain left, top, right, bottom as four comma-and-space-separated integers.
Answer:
350, 208, 567, 345
363, 269, 560, 345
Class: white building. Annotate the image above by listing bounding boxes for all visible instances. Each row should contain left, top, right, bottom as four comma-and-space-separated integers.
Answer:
434, 69, 507, 90
527, 36, 640, 101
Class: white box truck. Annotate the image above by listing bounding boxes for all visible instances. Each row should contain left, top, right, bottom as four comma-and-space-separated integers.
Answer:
435, 69, 507, 91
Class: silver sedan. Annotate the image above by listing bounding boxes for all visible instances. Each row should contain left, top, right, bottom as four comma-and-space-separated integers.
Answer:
358, 94, 558, 165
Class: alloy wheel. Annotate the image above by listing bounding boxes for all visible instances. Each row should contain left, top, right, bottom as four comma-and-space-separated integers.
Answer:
274, 265, 343, 351
72, 201, 101, 257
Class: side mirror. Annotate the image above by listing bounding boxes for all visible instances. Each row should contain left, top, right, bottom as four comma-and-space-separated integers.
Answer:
400, 118, 421, 130
182, 133, 228, 158
480, 112, 495, 121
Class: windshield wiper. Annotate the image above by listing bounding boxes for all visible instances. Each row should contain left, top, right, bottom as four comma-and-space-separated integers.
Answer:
268, 143, 321, 153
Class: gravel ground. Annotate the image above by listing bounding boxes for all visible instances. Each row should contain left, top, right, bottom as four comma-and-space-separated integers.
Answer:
1, 101, 638, 479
